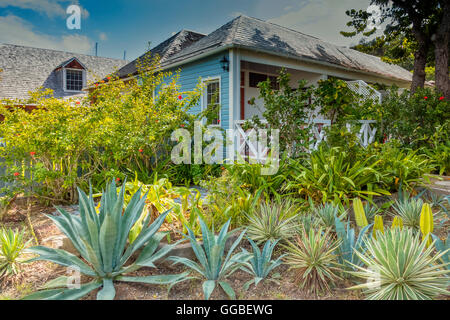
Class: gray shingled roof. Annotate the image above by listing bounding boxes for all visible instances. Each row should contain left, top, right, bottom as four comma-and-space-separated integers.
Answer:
163, 15, 413, 83
116, 30, 206, 79
0, 43, 128, 100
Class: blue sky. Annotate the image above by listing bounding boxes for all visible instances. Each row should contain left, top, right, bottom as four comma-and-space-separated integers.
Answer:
0, 0, 373, 60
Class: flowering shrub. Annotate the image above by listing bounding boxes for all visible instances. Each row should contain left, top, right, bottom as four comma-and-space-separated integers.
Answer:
0, 54, 203, 202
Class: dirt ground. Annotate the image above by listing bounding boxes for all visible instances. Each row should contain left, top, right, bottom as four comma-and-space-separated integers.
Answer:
0, 194, 448, 300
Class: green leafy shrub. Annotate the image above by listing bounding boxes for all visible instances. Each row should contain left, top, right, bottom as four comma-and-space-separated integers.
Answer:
241, 239, 284, 290
168, 218, 248, 300
24, 180, 186, 300
0, 54, 203, 202
245, 200, 298, 243
349, 228, 449, 300
284, 226, 342, 295
0, 228, 31, 278
285, 146, 389, 206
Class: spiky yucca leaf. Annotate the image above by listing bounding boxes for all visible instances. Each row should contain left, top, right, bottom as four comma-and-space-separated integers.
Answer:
24, 180, 186, 300
245, 201, 298, 243
0, 228, 31, 278
392, 197, 424, 230
349, 228, 450, 300
284, 227, 342, 295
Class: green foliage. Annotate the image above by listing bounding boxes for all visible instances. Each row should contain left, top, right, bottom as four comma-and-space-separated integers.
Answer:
285, 146, 389, 206
378, 88, 449, 149
24, 180, 187, 300
0, 228, 31, 278
168, 218, 248, 300
202, 173, 263, 230
245, 200, 298, 243
284, 226, 342, 295
368, 143, 436, 191
349, 228, 450, 300
241, 239, 284, 290
0, 54, 203, 202
314, 78, 375, 124
247, 69, 314, 156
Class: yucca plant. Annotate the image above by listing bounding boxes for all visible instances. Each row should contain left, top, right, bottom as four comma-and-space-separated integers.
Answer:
245, 200, 298, 243
284, 226, 342, 295
24, 180, 187, 300
168, 218, 248, 300
312, 202, 347, 230
391, 197, 424, 230
0, 228, 31, 278
349, 228, 450, 300
241, 239, 284, 290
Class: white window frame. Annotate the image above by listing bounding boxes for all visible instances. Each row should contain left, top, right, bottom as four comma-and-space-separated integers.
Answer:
201, 76, 222, 128
63, 68, 86, 93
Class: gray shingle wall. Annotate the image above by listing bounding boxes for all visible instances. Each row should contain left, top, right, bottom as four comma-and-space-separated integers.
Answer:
0, 43, 128, 100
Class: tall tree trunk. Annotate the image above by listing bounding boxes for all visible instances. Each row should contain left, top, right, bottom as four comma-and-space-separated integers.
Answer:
411, 38, 428, 93
434, 1, 450, 98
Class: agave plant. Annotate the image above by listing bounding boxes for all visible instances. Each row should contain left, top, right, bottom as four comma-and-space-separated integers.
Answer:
284, 226, 342, 295
432, 234, 449, 271
391, 197, 424, 230
334, 216, 372, 271
349, 228, 450, 300
241, 239, 284, 290
245, 200, 298, 243
0, 228, 31, 278
24, 180, 187, 300
312, 202, 347, 230
168, 218, 248, 300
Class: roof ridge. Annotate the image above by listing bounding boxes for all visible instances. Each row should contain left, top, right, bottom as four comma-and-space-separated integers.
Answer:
0, 42, 127, 61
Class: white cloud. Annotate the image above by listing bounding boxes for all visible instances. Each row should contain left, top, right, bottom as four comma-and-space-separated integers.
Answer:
0, 0, 89, 18
0, 14, 93, 54
268, 0, 381, 47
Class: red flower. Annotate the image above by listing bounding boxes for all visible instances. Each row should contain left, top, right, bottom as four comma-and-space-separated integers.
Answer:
439, 96, 445, 101
116, 178, 121, 182
178, 95, 183, 100
30, 151, 36, 156
139, 149, 144, 153
180, 124, 185, 128
424, 96, 428, 100
218, 119, 221, 124
107, 76, 111, 80
13, 172, 20, 177
95, 83, 99, 87
76, 101, 81, 105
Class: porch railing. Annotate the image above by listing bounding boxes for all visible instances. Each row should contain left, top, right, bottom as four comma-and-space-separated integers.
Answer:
234, 119, 377, 162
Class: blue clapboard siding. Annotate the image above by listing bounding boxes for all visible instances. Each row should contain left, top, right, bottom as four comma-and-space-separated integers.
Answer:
158, 51, 230, 130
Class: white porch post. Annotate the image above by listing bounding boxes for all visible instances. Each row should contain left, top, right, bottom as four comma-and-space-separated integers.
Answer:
229, 48, 241, 129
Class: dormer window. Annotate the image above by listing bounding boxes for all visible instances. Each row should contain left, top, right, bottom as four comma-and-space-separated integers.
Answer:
66, 69, 83, 91
56, 57, 87, 93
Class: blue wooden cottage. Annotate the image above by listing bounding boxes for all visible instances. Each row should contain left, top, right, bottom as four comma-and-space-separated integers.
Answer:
116, 15, 413, 159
